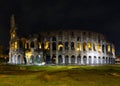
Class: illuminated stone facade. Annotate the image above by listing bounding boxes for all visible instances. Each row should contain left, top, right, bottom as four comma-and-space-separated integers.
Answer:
9, 15, 116, 65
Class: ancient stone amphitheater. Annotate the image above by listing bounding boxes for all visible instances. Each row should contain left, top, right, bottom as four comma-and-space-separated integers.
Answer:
40, 30, 115, 65
9, 15, 115, 65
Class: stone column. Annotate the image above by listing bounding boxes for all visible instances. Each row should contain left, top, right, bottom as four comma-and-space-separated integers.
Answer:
69, 56, 71, 64
87, 56, 89, 64
75, 56, 77, 64
81, 55, 83, 65
62, 55, 65, 64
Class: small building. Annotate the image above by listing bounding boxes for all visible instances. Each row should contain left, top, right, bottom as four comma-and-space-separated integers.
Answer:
115, 55, 120, 64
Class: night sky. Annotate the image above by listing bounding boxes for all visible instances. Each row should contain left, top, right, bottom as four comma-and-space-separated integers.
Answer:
0, 0, 120, 54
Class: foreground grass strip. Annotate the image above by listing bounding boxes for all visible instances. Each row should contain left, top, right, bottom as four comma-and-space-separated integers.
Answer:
0, 65, 120, 86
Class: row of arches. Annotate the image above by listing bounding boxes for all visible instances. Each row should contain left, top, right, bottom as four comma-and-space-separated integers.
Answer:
56, 55, 115, 65
11, 54, 115, 65
12, 55, 42, 64
52, 42, 113, 53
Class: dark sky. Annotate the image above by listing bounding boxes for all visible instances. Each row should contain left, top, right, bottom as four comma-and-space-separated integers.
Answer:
0, 0, 120, 54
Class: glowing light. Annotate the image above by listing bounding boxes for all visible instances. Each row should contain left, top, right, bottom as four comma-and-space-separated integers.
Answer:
112, 47, 115, 53
108, 45, 110, 52
14, 41, 17, 49
98, 44, 101, 52
77, 43, 81, 51
25, 51, 32, 59
88, 42, 92, 50
12, 33, 15, 38
58, 44, 63, 50
44, 42, 49, 50
39, 42, 41, 49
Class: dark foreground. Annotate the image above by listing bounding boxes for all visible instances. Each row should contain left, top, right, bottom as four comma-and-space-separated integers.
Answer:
0, 64, 120, 86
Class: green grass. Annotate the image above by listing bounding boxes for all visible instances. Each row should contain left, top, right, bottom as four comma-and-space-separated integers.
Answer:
0, 64, 120, 86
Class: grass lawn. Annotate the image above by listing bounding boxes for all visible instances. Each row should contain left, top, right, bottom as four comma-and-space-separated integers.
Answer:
0, 64, 120, 86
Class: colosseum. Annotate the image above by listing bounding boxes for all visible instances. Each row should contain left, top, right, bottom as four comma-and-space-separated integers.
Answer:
9, 15, 116, 65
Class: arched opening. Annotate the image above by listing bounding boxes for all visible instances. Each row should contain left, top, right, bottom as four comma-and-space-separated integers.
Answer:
30, 55, 34, 64
52, 36, 56, 41
83, 42, 87, 51
13, 55, 16, 64
71, 55, 75, 64
46, 55, 51, 64
65, 42, 69, 50
58, 42, 63, 51
98, 43, 101, 53
30, 41, 34, 48
18, 55, 21, 64
83, 32, 86, 40
40, 42, 44, 49
52, 42, 56, 51
36, 55, 41, 63
77, 37, 80, 41
88, 42, 92, 51
107, 44, 111, 53
106, 57, 108, 64
44, 42, 50, 50
38, 42, 41, 49
77, 43, 81, 51
77, 55, 81, 64
88, 56, 92, 64
71, 42, 75, 50
102, 57, 105, 64
98, 57, 101, 64
19, 41, 23, 49
93, 43, 96, 51
52, 55, 56, 64
93, 56, 97, 64
83, 56, 87, 64
25, 43, 29, 49
65, 55, 69, 64
58, 55, 63, 64
109, 57, 111, 64
102, 45, 104, 53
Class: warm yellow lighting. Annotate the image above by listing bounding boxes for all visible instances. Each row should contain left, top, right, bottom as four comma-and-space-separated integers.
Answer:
112, 47, 115, 53
108, 45, 110, 52
13, 34, 15, 38
25, 51, 32, 58
98, 44, 101, 52
14, 41, 17, 49
58, 44, 63, 50
77, 43, 81, 51
44, 42, 49, 50
25, 51, 32, 63
93, 43, 96, 51
88, 42, 92, 50
39, 42, 41, 49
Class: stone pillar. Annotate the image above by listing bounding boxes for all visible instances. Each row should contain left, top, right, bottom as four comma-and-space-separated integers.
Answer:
69, 56, 71, 64
81, 55, 83, 64
75, 56, 77, 64
62, 55, 65, 64
91, 56, 94, 64
87, 56, 89, 64
104, 43, 107, 57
